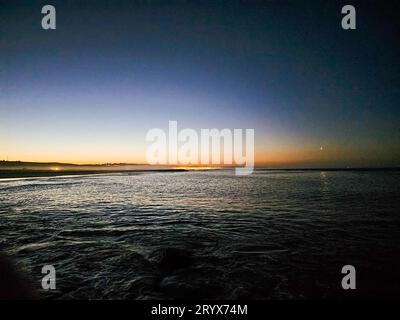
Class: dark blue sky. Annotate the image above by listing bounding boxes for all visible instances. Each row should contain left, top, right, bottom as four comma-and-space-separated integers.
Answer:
1, 0, 399, 166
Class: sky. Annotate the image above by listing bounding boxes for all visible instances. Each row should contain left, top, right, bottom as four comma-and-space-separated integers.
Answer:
1, 0, 399, 167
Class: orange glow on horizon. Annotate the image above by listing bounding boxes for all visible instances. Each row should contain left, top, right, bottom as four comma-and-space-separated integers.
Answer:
2, 138, 399, 168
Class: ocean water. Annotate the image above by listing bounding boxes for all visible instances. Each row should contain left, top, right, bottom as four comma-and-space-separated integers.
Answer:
1, 170, 399, 299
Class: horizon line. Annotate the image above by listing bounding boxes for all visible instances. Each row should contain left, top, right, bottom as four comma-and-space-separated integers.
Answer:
1, 160, 399, 171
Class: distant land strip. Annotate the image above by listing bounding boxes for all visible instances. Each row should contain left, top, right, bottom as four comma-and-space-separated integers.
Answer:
0, 169, 187, 179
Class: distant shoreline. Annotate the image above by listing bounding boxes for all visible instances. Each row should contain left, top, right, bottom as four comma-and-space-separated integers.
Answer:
0, 169, 187, 179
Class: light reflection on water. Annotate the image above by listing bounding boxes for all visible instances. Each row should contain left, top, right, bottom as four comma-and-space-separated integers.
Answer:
1, 170, 399, 299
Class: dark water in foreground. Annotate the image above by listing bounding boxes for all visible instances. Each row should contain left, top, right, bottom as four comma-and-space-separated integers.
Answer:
1, 170, 399, 299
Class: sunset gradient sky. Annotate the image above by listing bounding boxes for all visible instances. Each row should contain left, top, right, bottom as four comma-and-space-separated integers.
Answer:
1, 1, 399, 167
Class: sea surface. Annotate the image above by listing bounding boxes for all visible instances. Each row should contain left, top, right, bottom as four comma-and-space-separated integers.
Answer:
1, 169, 399, 299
